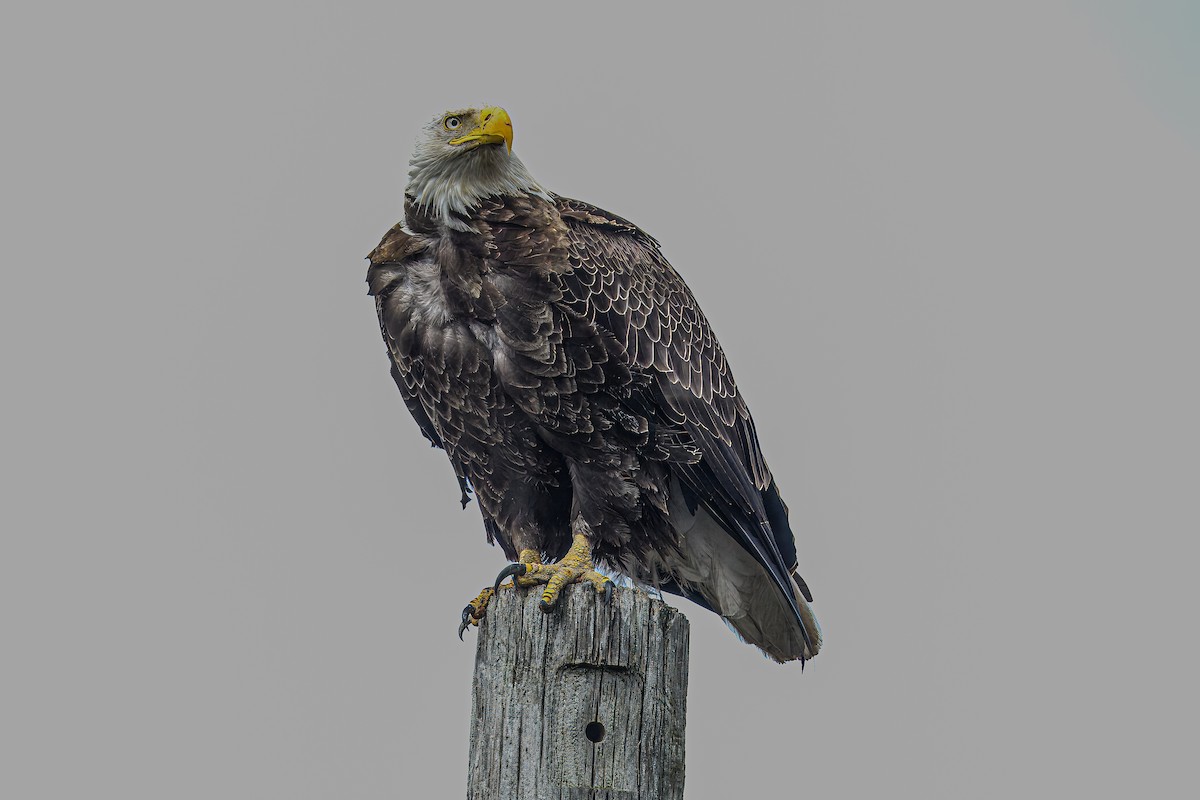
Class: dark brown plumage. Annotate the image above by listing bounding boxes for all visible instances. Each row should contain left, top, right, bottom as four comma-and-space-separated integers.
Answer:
368, 108, 820, 662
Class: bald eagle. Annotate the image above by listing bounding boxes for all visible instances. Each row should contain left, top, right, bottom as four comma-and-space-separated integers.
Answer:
367, 107, 821, 663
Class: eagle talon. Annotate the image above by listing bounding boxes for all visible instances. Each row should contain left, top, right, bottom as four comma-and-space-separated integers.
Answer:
498, 532, 612, 610
464, 536, 612, 629
493, 563, 527, 593
457, 609, 473, 641
458, 586, 497, 640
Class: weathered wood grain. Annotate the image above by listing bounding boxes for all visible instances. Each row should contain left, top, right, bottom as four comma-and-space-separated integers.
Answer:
466, 585, 689, 800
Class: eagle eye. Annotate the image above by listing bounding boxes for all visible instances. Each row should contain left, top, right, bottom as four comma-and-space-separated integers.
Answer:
444, 116, 462, 131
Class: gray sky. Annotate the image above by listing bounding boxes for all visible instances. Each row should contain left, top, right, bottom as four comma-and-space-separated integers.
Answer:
3, 2, 1197, 798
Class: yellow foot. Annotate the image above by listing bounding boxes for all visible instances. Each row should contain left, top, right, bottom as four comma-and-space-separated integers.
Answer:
493, 533, 614, 612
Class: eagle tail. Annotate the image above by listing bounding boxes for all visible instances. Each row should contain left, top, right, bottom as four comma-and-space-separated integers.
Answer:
710, 543, 823, 664
662, 485, 822, 663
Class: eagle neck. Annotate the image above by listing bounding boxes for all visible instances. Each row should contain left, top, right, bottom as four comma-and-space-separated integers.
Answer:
406, 148, 552, 233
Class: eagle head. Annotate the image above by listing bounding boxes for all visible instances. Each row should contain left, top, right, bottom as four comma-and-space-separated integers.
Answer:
406, 106, 547, 230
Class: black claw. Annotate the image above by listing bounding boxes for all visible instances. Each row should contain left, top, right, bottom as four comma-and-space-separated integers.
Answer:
458, 606, 474, 641
539, 597, 553, 612
494, 562, 527, 593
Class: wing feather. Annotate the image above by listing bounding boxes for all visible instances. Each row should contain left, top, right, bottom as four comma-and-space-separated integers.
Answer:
367, 226, 476, 507
554, 196, 812, 641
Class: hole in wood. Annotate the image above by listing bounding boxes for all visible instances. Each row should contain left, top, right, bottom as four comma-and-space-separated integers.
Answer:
584, 721, 606, 743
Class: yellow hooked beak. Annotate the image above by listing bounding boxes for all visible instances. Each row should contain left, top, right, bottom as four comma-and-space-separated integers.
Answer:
449, 106, 514, 152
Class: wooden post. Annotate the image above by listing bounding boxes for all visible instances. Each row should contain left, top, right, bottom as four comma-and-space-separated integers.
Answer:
466, 585, 690, 800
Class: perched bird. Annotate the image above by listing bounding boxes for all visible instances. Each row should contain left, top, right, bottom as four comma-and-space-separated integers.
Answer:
367, 107, 821, 663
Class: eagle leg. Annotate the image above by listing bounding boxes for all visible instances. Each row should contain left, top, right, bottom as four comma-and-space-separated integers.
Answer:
500, 533, 614, 612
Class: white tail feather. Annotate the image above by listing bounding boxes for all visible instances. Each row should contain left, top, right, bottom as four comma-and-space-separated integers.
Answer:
631, 484, 823, 663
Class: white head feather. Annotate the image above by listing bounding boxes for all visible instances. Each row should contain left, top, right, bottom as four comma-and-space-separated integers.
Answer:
405, 107, 551, 232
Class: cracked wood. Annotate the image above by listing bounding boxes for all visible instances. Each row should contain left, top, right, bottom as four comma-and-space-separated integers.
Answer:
466, 586, 689, 799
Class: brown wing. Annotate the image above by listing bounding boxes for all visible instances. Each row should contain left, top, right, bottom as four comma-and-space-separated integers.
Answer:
366, 223, 475, 508
555, 196, 812, 607
555, 197, 773, 489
